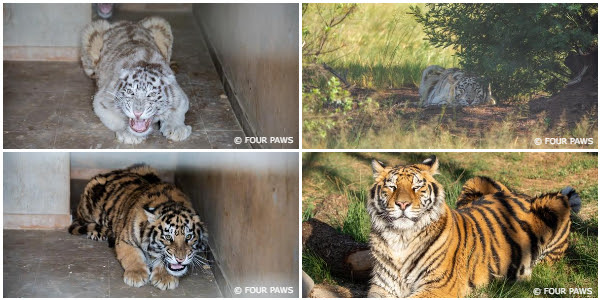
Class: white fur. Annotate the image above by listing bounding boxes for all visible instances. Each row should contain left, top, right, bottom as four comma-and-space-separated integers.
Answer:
82, 17, 191, 144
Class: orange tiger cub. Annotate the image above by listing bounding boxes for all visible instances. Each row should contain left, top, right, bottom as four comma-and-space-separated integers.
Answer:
367, 156, 580, 297
69, 164, 208, 290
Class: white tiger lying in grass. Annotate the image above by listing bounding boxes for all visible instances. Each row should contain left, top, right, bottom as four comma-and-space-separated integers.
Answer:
419, 65, 495, 107
81, 17, 191, 144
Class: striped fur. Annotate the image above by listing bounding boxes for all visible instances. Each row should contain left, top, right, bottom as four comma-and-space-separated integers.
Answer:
69, 165, 208, 290
367, 156, 580, 297
81, 17, 191, 144
419, 65, 495, 107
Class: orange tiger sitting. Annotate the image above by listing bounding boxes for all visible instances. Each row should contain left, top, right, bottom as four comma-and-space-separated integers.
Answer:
69, 165, 208, 290
367, 156, 581, 298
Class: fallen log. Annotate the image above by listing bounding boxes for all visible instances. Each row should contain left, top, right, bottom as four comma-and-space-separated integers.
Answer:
302, 218, 373, 281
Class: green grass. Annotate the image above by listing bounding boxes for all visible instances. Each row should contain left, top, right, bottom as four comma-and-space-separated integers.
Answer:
303, 248, 334, 284
302, 153, 598, 297
304, 111, 598, 150
303, 199, 316, 222
340, 189, 371, 243
303, 3, 456, 88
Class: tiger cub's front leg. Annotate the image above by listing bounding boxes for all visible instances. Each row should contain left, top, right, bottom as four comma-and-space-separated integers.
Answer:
151, 264, 179, 290
115, 241, 150, 287
159, 85, 191, 142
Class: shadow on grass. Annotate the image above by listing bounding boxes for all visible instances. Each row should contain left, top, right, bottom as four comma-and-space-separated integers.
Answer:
571, 215, 598, 237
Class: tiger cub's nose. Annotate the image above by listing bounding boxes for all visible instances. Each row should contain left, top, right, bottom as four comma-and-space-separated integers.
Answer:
133, 111, 143, 119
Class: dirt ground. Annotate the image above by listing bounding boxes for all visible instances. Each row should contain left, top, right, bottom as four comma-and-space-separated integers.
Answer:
351, 77, 597, 138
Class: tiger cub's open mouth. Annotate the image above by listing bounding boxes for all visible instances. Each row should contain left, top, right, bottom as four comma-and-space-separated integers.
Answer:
129, 117, 152, 133
167, 262, 187, 272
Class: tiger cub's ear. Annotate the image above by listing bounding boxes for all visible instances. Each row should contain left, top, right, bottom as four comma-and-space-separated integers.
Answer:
371, 159, 386, 179
421, 155, 439, 175
144, 206, 157, 223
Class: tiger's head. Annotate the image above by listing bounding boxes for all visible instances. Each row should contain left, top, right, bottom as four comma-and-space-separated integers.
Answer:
144, 202, 208, 277
454, 76, 494, 106
368, 156, 446, 232
115, 63, 175, 137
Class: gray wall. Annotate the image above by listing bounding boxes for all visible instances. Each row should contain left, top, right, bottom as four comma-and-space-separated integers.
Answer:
175, 152, 299, 297
193, 4, 299, 149
3, 153, 71, 228
70, 152, 178, 171
3, 3, 91, 60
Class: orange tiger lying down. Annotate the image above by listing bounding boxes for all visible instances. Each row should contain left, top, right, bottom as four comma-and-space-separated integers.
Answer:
69, 165, 208, 290
368, 156, 581, 297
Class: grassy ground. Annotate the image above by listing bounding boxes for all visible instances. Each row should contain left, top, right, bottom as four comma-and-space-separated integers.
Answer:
303, 3, 456, 89
302, 3, 598, 149
302, 152, 598, 297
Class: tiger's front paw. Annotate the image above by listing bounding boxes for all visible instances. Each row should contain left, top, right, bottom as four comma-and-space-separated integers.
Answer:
151, 270, 179, 290
116, 131, 146, 144
163, 125, 191, 142
123, 268, 150, 287
87, 230, 106, 241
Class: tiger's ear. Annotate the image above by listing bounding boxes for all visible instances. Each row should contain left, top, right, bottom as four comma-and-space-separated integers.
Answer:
192, 215, 208, 242
371, 159, 386, 179
422, 155, 439, 175
144, 206, 157, 223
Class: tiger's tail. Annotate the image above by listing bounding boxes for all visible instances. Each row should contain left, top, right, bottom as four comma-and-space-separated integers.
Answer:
81, 19, 111, 78
531, 187, 580, 263
561, 186, 581, 213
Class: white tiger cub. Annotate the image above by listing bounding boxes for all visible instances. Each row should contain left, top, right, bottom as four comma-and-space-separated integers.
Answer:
81, 17, 191, 144
419, 65, 495, 107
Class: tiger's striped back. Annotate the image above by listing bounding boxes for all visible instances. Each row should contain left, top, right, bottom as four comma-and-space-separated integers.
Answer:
367, 156, 579, 297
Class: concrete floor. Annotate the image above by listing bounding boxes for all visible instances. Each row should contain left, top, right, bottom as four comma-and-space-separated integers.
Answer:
3, 10, 249, 149
3, 230, 222, 297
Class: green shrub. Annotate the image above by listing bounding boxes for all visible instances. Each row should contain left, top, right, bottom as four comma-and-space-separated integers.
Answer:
412, 3, 598, 101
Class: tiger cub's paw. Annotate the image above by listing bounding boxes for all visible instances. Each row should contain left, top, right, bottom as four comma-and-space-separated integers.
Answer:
163, 125, 191, 142
116, 131, 146, 144
86, 230, 106, 241
151, 271, 179, 290
123, 268, 150, 287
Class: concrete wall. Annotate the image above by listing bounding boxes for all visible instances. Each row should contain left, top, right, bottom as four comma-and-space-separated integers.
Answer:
3, 153, 71, 228
3, 3, 91, 60
175, 152, 299, 297
193, 4, 299, 149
